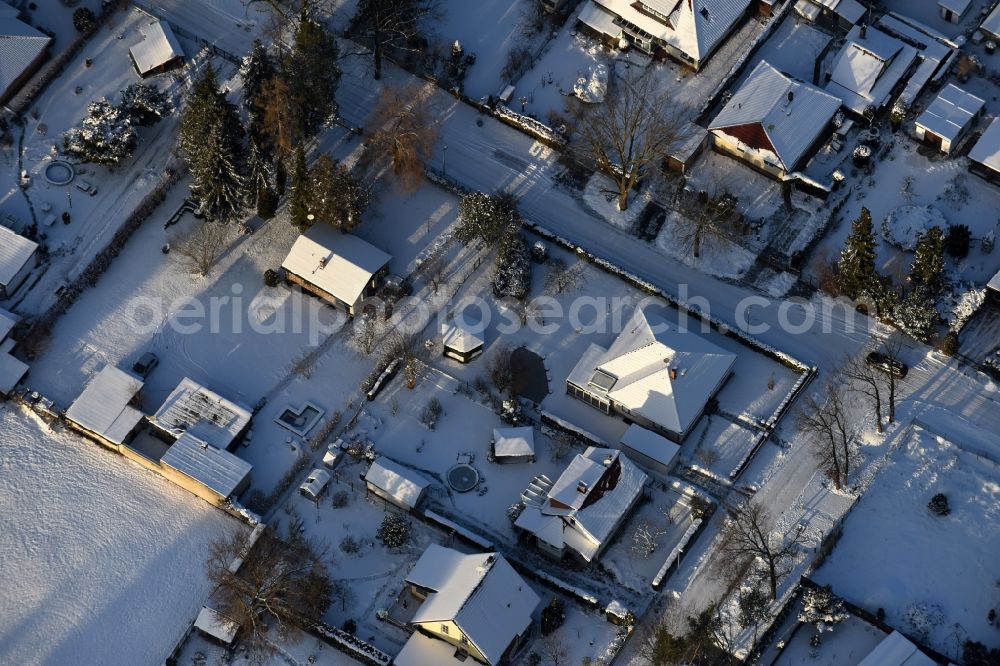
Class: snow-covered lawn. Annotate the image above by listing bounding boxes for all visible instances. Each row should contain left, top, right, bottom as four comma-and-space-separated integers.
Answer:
812, 427, 1000, 660
0, 403, 243, 666
176, 629, 364, 666
772, 614, 888, 666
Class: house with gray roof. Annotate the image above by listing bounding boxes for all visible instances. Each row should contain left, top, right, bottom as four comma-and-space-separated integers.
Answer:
915, 83, 984, 154
0, 225, 37, 300
824, 24, 918, 117
969, 116, 1000, 183
0, 6, 51, 106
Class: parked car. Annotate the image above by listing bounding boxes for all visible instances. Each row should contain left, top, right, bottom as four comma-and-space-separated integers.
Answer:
865, 351, 907, 378
132, 352, 159, 378
300, 468, 331, 500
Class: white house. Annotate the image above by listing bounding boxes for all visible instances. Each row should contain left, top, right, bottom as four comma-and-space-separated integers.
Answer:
709, 61, 842, 180
364, 456, 428, 510
65, 365, 146, 449
0, 307, 27, 396
159, 432, 253, 504
576, 0, 751, 70
619, 423, 681, 475
0, 226, 37, 300
566, 307, 736, 442
129, 19, 184, 77
938, 0, 971, 24
396, 545, 540, 666
968, 116, 1000, 183
914, 84, 985, 154
281, 226, 391, 316
492, 426, 536, 463
824, 24, 917, 117
149, 377, 252, 450
0, 8, 51, 106
515, 447, 647, 562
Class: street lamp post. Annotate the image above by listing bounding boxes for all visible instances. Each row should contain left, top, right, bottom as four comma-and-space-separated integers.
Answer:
442, 144, 448, 179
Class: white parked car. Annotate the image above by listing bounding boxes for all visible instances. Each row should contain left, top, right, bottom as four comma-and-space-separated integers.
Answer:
299, 468, 331, 500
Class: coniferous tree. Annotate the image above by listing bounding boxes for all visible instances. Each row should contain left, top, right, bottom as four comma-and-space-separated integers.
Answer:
838, 207, 879, 300
285, 10, 340, 138
63, 99, 137, 166
455, 192, 520, 246
308, 154, 367, 230
247, 139, 276, 219
179, 65, 247, 225
288, 145, 312, 229
893, 285, 937, 342
241, 40, 275, 142
910, 225, 947, 296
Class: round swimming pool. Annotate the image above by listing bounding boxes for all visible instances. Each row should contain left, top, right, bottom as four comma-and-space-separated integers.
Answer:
447, 464, 480, 493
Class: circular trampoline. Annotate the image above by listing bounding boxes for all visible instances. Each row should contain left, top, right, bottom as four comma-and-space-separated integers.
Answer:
44, 161, 75, 186
447, 464, 480, 493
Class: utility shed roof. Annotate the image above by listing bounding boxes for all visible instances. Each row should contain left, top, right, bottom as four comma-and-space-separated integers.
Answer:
0, 226, 37, 288
915, 84, 984, 142
493, 427, 536, 458
364, 456, 428, 509
129, 20, 183, 75
65, 366, 145, 445
151, 377, 251, 449
0, 14, 51, 98
160, 432, 252, 498
969, 116, 1000, 172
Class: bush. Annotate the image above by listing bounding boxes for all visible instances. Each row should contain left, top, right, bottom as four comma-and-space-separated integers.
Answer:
492, 233, 533, 300
339, 535, 361, 554
264, 268, 280, 287
928, 493, 950, 516
331, 490, 349, 508
73, 7, 95, 32
376, 512, 411, 548
420, 398, 443, 429
540, 596, 566, 635
946, 224, 972, 259
531, 241, 548, 263
343, 618, 357, 635
940, 331, 959, 356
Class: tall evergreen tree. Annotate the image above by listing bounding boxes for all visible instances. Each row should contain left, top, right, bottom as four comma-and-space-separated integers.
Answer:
308, 154, 366, 230
288, 145, 311, 229
247, 138, 276, 219
179, 65, 247, 225
838, 207, 879, 300
285, 11, 340, 138
241, 40, 275, 142
910, 225, 947, 296
455, 192, 520, 246
893, 284, 937, 342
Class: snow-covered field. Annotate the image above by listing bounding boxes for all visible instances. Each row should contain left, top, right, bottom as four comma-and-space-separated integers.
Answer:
813, 427, 1000, 659
0, 404, 242, 666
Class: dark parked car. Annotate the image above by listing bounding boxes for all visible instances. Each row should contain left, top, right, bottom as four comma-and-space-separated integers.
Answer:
132, 352, 159, 378
865, 351, 907, 378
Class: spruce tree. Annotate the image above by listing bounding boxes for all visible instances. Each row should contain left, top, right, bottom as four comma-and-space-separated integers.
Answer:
893, 285, 937, 342
247, 139, 275, 219
288, 145, 312, 229
285, 11, 340, 138
455, 192, 520, 246
309, 154, 366, 231
910, 225, 947, 296
838, 207, 879, 300
241, 40, 275, 142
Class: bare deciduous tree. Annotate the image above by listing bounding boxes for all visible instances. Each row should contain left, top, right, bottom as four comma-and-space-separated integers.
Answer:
797, 382, 853, 490
361, 84, 438, 192
880, 333, 904, 423
172, 221, 233, 277
544, 257, 584, 295
574, 68, 690, 211
540, 635, 570, 666
352, 0, 439, 80
631, 520, 667, 559
674, 183, 743, 259
352, 313, 383, 356
721, 499, 807, 600
842, 354, 885, 434
206, 525, 332, 657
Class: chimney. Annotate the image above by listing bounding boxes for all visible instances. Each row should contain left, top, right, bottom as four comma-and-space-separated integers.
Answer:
787, 90, 794, 103
318, 255, 329, 268
669, 367, 678, 380
577, 480, 589, 494
603, 454, 613, 466
859, 23, 867, 39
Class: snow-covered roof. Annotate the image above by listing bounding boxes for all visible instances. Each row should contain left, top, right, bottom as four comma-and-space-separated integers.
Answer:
915, 83, 984, 142
441, 319, 485, 354
517, 447, 647, 561
710, 61, 842, 171
493, 427, 535, 458
988, 268, 1000, 293
982, 2, 1000, 38
620, 423, 681, 468
0, 307, 16, 341
588, 0, 751, 64
65, 366, 145, 446
128, 20, 183, 75
568, 307, 736, 436
407, 545, 539, 665
395, 632, 470, 666
0, 343, 27, 395
938, 0, 971, 16
160, 432, 252, 499
364, 456, 428, 509
150, 377, 252, 450
0, 226, 37, 288
825, 24, 917, 115
857, 630, 936, 666
0, 1, 19, 18
194, 606, 238, 644
281, 226, 391, 308
578, 1, 622, 39
969, 116, 1000, 172
0, 14, 50, 99
796, 0, 865, 24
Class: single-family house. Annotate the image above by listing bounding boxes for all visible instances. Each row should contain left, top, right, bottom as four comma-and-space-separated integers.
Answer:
149, 377, 252, 450
364, 456, 428, 510
793, 0, 865, 30
709, 61, 842, 180
968, 116, 1000, 183
396, 545, 540, 666
566, 307, 736, 442
0, 307, 27, 396
441, 319, 485, 363
981, 2, 1000, 41
824, 24, 918, 117
914, 83, 984, 153
492, 426, 536, 463
129, 19, 184, 77
619, 423, 681, 475
159, 432, 252, 505
281, 226, 391, 316
576, 0, 752, 70
857, 630, 936, 666
938, 0, 971, 24
515, 447, 648, 562
65, 365, 145, 450
0, 226, 37, 300
0, 6, 52, 106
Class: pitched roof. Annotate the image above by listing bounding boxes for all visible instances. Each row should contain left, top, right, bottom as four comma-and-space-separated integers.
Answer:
0, 307, 16, 341
160, 432, 252, 499
710, 61, 842, 171
915, 83, 984, 142
970, 116, 1000, 172
129, 20, 183, 75
857, 630, 936, 666
825, 24, 917, 115
983, 2, 1000, 38
589, 0, 751, 63
620, 423, 681, 468
0, 14, 50, 99
0, 341, 27, 395
407, 545, 539, 665
364, 456, 428, 509
65, 366, 145, 446
441, 319, 485, 354
493, 427, 535, 458
0, 226, 37, 288
281, 226, 391, 308
150, 377, 252, 449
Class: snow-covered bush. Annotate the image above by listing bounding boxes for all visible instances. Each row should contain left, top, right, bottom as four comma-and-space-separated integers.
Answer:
73, 7, 95, 32
63, 99, 137, 166
574, 63, 608, 103
903, 602, 943, 642
119, 83, 171, 125
493, 233, 533, 300
376, 512, 410, 548
540, 596, 566, 635
506, 502, 524, 523
339, 535, 361, 553
947, 286, 985, 332
798, 585, 849, 633
420, 397, 443, 430
882, 205, 946, 251
263, 268, 280, 287
893, 286, 937, 342
928, 492, 950, 516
